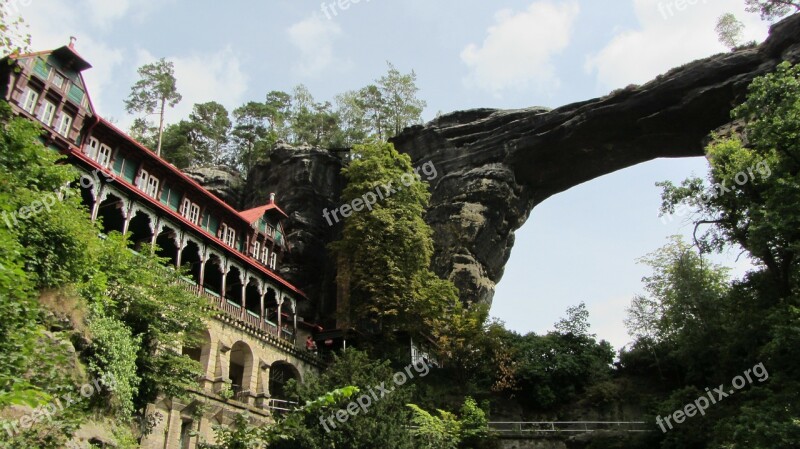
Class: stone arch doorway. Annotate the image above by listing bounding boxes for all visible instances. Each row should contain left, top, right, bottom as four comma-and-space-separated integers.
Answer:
228, 341, 254, 399
269, 361, 300, 400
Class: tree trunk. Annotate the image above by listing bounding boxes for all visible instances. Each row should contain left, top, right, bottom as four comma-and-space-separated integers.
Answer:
156, 98, 166, 156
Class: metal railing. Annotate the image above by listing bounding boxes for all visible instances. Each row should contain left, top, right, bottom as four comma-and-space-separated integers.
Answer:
488, 421, 651, 436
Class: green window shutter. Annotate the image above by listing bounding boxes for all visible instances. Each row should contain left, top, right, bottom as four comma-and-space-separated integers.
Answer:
67, 84, 85, 104
169, 191, 182, 211
160, 185, 171, 204
112, 155, 124, 174
33, 58, 50, 80
208, 216, 220, 235
122, 160, 138, 183
237, 234, 244, 252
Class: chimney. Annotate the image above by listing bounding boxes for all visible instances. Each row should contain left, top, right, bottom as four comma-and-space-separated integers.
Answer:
69, 36, 77, 49
269, 193, 276, 204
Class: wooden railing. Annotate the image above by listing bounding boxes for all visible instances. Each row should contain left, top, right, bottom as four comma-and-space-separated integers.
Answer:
174, 278, 322, 366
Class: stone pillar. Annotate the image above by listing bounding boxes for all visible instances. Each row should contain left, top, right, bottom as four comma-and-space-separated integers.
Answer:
242, 353, 259, 406
213, 342, 232, 394
164, 407, 183, 449
255, 361, 271, 409
137, 402, 169, 449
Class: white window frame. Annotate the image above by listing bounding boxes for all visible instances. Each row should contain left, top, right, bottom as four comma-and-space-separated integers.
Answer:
137, 169, 160, 198
252, 241, 261, 259
40, 100, 56, 126
146, 175, 160, 198
22, 89, 39, 114
180, 199, 201, 224
52, 73, 65, 89
221, 224, 236, 247
269, 252, 277, 270
180, 198, 191, 217
86, 137, 99, 159
261, 247, 269, 265
57, 113, 73, 137
97, 144, 112, 168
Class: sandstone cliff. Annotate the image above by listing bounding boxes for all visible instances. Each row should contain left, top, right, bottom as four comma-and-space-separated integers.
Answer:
230, 14, 800, 308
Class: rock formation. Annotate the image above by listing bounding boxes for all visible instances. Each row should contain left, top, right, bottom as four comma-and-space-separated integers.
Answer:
240, 15, 800, 308
184, 166, 244, 209
243, 144, 347, 322
391, 14, 800, 305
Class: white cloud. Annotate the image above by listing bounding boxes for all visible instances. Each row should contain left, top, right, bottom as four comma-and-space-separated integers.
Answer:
460, 1, 580, 95
585, 0, 771, 91
287, 14, 344, 77
80, 0, 167, 28
128, 47, 248, 129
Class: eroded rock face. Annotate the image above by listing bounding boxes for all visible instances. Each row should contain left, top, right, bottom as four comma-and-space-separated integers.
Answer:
208, 15, 800, 308
183, 165, 244, 208
391, 14, 800, 305
243, 143, 346, 322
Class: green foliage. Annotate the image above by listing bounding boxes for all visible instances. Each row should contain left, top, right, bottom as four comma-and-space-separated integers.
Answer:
627, 63, 800, 448
0, 98, 209, 440
408, 404, 461, 449
330, 141, 460, 341
745, 0, 800, 21
0, 0, 31, 57
124, 58, 182, 155
716, 13, 745, 49
458, 397, 490, 447
284, 349, 415, 449
86, 315, 140, 420
79, 233, 209, 407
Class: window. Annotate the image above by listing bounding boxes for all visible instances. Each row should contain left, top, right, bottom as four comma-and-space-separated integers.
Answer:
57, 113, 73, 137
269, 252, 277, 270
22, 89, 39, 114
97, 144, 112, 168
265, 224, 274, 237
137, 169, 160, 198
146, 175, 160, 198
261, 246, 269, 265
86, 137, 99, 159
221, 224, 236, 247
180, 199, 201, 224
252, 241, 261, 259
52, 73, 65, 89
39, 100, 56, 126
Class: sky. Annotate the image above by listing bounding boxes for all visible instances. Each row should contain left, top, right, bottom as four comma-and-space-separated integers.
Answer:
11, 0, 776, 350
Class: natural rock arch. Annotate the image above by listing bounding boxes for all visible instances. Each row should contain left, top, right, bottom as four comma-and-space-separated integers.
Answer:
239, 15, 800, 308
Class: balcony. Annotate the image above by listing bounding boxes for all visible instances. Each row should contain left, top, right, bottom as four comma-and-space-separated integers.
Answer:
177, 278, 319, 365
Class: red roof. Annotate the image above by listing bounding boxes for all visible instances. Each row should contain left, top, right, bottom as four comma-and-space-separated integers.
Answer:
241, 203, 290, 223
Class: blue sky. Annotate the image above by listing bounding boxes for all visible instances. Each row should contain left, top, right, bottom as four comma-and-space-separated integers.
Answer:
16, 0, 774, 350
